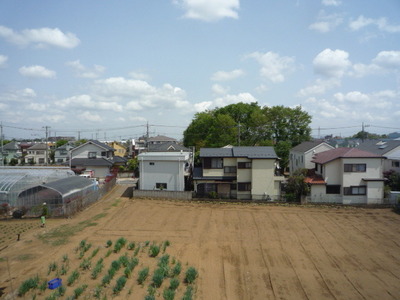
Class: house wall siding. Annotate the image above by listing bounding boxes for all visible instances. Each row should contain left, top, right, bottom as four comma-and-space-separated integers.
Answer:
73, 144, 106, 159
251, 159, 277, 199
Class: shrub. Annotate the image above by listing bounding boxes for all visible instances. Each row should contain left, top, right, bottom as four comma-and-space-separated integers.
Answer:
93, 286, 102, 299
111, 260, 121, 271
105, 249, 112, 257
162, 240, 170, 253
102, 274, 112, 286
39, 279, 48, 292
18, 275, 39, 296
137, 267, 149, 284
90, 247, 100, 258
114, 237, 127, 253
106, 240, 112, 248
149, 244, 160, 257
56, 285, 66, 297
172, 262, 181, 276
152, 268, 165, 288
91, 259, 104, 279
133, 245, 141, 256
113, 276, 127, 294
119, 255, 129, 267
73, 284, 87, 298
79, 258, 91, 270
184, 267, 198, 284
127, 241, 135, 250
144, 295, 156, 300
67, 270, 80, 286
169, 277, 180, 290
163, 288, 175, 300
47, 262, 57, 275
182, 286, 194, 300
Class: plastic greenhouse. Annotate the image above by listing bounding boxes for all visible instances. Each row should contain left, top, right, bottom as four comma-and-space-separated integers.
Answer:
0, 166, 75, 206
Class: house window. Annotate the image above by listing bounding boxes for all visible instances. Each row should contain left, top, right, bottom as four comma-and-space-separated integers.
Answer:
392, 161, 400, 168
224, 166, 237, 174
326, 185, 341, 194
38, 158, 45, 164
238, 182, 251, 191
149, 162, 155, 166
88, 152, 97, 159
156, 183, 167, 189
344, 164, 366, 172
101, 151, 107, 157
203, 158, 223, 169
343, 186, 366, 195
230, 184, 237, 190
238, 162, 252, 169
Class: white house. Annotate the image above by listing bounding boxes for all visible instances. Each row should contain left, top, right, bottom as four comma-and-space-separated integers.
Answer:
25, 143, 49, 165
138, 151, 192, 191
289, 141, 334, 175
308, 147, 385, 204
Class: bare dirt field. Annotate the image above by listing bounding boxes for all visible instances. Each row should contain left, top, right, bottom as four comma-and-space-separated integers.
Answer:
1, 185, 400, 300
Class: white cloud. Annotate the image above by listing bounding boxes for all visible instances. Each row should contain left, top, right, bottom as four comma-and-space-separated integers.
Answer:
212, 84, 230, 95
321, 0, 341, 6
0, 88, 37, 103
0, 25, 80, 48
19, 65, 56, 79
350, 51, 400, 77
58, 94, 123, 112
78, 111, 102, 122
349, 15, 400, 33
194, 92, 257, 112
247, 51, 295, 83
313, 48, 351, 78
174, 0, 240, 22
211, 69, 244, 81
66, 60, 105, 78
297, 78, 340, 97
309, 11, 343, 33
27, 102, 47, 111
334, 91, 369, 103
0, 54, 8, 67
129, 71, 151, 81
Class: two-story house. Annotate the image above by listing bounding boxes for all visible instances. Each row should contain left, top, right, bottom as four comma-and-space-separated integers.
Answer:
67, 140, 115, 178
1, 141, 22, 164
356, 140, 400, 174
24, 143, 49, 165
193, 146, 284, 200
107, 142, 127, 158
138, 151, 192, 191
308, 147, 385, 204
289, 140, 334, 175
54, 143, 75, 164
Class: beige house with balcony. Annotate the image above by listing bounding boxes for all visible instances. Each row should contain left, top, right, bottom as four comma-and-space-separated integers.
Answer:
307, 147, 385, 204
194, 146, 284, 200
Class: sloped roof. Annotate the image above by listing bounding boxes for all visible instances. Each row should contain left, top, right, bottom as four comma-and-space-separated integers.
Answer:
291, 140, 332, 153
3, 141, 19, 151
148, 135, 177, 142
27, 143, 47, 150
72, 140, 115, 153
200, 146, 278, 159
66, 157, 113, 167
312, 147, 383, 164
356, 140, 400, 155
148, 142, 191, 152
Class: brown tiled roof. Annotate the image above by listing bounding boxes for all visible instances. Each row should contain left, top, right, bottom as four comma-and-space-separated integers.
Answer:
304, 169, 325, 185
311, 147, 382, 164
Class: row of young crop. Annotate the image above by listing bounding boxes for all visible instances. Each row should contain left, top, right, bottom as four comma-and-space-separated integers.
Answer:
17, 237, 198, 300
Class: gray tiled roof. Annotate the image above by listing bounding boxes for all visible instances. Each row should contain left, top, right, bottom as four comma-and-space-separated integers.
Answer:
200, 146, 277, 159
356, 140, 400, 155
312, 147, 382, 164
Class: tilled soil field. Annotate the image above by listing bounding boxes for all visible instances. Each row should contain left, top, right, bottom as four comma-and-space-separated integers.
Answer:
1, 185, 400, 300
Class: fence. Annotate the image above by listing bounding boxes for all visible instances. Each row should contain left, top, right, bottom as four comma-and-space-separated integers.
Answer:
132, 189, 192, 200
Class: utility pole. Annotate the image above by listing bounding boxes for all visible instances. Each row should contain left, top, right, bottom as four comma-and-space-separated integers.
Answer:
361, 122, 370, 142
43, 126, 50, 166
146, 122, 149, 151
238, 122, 241, 146
0, 123, 3, 166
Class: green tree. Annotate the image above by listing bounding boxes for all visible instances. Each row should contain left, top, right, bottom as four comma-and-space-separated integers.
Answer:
285, 168, 310, 202
274, 141, 292, 172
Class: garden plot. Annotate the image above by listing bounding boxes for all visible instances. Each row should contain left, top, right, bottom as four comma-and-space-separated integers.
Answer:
1, 185, 400, 300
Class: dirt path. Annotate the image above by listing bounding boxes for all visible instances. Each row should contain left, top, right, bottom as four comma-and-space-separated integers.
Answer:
1, 185, 400, 299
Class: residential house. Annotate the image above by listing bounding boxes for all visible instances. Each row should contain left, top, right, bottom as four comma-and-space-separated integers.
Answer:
308, 147, 385, 204
193, 146, 284, 200
25, 143, 49, 165
54, 143, 75, 164
289, 141, 334, 175
148, 142, 192, 152
107, 142, 127, 158
356, 140, 400, 174
67, 140, 115, 178
138, 151, 192, 191
147, 135, 178, 146
1, 141, 22, 164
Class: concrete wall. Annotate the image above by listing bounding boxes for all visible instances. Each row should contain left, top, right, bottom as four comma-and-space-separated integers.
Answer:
132, 190, 192, 200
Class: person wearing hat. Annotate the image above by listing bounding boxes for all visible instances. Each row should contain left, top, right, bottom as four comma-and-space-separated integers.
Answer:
41, 202, 48, 227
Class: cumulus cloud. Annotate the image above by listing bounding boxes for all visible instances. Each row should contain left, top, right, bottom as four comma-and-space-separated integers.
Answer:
321, 0, 341, 6
313, 48, 351, 78
19, 65, 56, 79
129, 71, 151, 81
350, 50, 400, 77
212, 84, 230, 95
58, 94, 123, 112
0, 88, 37, 103
0, 54, 8, 67
0, 25, 80, 48
174, 0, 240, 22
297, 78, 340, 97
194, 92, 257, 112
78, 111, 102, 122
66, 60, 105, 78
211, 69, 244, 81
309, 11, 343, 33
349, 15, 400, 33
247, 51, 295, 83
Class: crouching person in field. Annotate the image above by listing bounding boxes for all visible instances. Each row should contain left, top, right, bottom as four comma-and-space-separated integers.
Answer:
41, 202, 48, 227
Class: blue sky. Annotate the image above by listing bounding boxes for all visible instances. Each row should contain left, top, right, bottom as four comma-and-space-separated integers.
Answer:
0, 0, 399, 141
